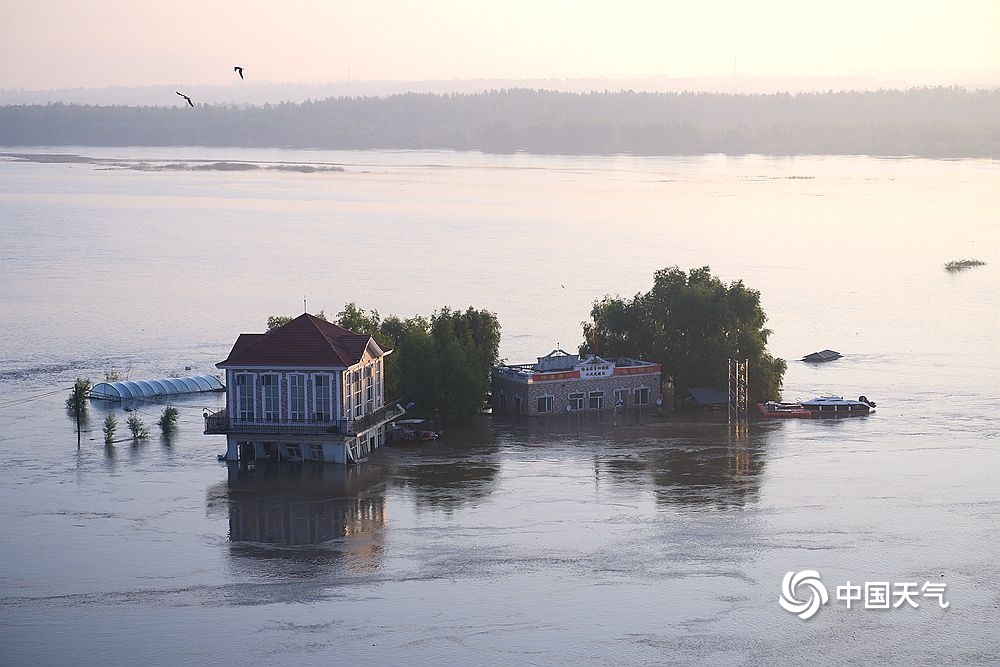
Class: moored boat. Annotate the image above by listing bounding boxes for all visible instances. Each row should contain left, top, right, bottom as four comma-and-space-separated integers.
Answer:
800, 395, 876, 417
756, 401, 812, 418
387, 418, 441, 443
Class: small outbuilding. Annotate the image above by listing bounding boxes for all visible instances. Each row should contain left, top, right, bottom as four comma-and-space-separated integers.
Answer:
679, 387, 730, 411
801, 349, 842, 363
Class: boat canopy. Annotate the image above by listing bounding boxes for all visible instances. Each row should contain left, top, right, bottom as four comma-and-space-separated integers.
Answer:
90, 374, 224, 401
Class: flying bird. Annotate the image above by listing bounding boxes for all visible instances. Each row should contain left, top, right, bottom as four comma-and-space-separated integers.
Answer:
234, 66, 244, 79
176, 91, 194, 107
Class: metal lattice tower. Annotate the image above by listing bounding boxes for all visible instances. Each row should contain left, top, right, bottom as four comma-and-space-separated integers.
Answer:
728, 358, 748, 422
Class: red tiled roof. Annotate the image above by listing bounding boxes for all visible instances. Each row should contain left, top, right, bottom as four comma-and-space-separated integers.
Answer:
217, 313, 378, 369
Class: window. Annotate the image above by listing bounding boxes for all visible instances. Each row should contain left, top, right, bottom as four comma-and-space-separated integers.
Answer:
635, 387, 650, 405
314, 374, 332, 421
568, 392, 585, 411
288, 375, 306, 421
236, 374, 255, 420
309, 444, 324, 461
364, 366, 374, 413
344, 371, 352, 417
353, 370, 363, 417
261, 374, 280, 421
285, 444, 302, 460
614, 389, 629, 408
537, 395, 553, 414
589, 391, 605, 410
376, 362, 383, 406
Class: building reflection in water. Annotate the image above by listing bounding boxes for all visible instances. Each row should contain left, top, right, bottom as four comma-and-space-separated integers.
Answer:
592, 420, 770, 509
211, 461, 388, 574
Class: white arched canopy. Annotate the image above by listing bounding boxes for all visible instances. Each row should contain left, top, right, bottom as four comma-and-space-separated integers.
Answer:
90, 374, 224, 401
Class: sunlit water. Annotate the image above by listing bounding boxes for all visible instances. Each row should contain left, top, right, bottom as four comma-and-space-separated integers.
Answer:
0, 148, 997, 665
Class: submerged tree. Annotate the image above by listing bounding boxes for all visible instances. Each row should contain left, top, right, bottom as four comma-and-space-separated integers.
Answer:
581, 266, 786, 403
126, 413, 149, 440
66, 377, 92, 446
337, 303, 501, 421
103, 413, 118, 445
157, 406, 179, 433
263, 304, 501, 421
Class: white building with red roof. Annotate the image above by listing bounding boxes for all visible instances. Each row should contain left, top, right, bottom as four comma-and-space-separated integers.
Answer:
205, 313, 404, 464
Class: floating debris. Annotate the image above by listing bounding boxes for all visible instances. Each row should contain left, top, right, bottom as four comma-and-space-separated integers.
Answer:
944, 259, 986, 272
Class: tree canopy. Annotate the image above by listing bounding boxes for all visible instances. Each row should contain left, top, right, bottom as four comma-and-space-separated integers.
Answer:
580, 266, 786, 403
267, 303, 501, 421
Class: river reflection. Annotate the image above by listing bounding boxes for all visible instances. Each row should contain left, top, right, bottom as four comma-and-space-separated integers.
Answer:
386, 419, 502, 509
495, 415, 767, 510
210, 461, 388, 574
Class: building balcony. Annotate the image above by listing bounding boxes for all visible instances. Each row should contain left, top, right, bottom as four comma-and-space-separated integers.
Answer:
204, 402, 406, 437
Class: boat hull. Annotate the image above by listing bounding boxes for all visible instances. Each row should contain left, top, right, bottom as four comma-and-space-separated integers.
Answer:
756, 402, 812, 418
800, 396, 875, 417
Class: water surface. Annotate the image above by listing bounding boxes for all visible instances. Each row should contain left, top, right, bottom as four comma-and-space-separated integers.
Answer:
0, 149, 997, 665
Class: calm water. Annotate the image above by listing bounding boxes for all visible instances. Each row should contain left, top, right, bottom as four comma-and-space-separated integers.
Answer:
0, 148, 998, 665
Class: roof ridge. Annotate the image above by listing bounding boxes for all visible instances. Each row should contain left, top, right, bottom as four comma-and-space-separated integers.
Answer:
306, 315, 373, 367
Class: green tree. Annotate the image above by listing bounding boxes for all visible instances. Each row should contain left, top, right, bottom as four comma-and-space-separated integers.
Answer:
581, 266, 786, 403
265, 315, 293, 332
103, 413, 118, 444
126, 413, 149, 440
265, 304, 500, 421
66, 377, 91, 445
157, 406, 179, 433
265, 309, 327, 332
337, 302, 381, 334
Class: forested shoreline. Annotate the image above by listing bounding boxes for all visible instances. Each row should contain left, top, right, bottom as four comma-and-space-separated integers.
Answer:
0, 87, 996, 158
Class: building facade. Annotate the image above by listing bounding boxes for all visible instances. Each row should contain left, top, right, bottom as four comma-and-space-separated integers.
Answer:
205, 313, 404, 464
491, 349, 662, 417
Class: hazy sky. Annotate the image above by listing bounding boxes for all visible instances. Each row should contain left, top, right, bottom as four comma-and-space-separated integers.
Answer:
1, 0, 997, 90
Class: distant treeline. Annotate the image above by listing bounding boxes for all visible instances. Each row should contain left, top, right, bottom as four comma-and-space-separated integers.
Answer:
1, 87, 996, 158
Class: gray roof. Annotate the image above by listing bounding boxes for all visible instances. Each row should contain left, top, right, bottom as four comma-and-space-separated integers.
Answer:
802, 349, 842, 362
683, 387, 730, 405
90, 374, 224, 400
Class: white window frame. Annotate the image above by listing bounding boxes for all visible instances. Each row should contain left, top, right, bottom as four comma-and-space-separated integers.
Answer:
568, 392, 585, 411
353, 369, 363, 417
589, 391, 605, 410
313, 374, 333, 421
364, 365, 374, 413
537, 394, 554, 414
235, 373, 256, 420
261, 373, 280, 421
287, 374, 306, 422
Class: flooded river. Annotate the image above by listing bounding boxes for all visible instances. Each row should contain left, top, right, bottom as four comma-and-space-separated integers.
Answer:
0, 149, 997, 664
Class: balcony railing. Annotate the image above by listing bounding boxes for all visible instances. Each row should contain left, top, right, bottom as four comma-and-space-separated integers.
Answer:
204, 401, 406, 436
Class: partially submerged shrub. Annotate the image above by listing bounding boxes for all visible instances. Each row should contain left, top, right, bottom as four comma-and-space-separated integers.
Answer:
103, 414, 118, 444
158, 406, 179, 433
126, 413, 149, 439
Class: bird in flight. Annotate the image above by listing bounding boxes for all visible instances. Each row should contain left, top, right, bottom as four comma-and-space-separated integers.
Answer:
176, 91, 194, 107
234, 66, 244, 79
